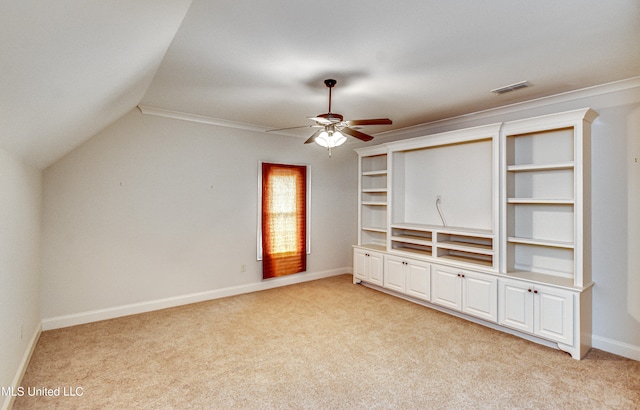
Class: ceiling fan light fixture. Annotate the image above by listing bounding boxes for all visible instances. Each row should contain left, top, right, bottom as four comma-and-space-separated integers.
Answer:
315, 129, 346, 148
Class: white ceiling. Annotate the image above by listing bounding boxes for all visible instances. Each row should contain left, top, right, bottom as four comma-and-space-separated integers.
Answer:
2, 0, 639, 169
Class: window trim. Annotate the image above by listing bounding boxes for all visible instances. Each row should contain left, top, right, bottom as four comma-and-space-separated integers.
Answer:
257, 161, 311, 261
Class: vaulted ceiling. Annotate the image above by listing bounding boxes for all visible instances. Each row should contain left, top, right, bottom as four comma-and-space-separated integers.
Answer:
2, 0, 639, 169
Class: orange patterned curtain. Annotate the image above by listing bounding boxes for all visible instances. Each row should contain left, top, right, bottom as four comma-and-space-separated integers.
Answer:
261, 163, 307, 279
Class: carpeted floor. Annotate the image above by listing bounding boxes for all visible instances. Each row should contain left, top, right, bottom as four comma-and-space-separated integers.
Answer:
13, 274, 640, 409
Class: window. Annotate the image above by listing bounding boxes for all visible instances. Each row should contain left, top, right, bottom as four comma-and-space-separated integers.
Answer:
258, 162, 309, 279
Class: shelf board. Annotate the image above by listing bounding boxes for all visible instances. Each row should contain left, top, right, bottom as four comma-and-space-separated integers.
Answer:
508, 236, 574, 249
437, 254, 493, 267
390, 248, 433, 258
390, 223, 493, 236
391, 236, 433, 246
355, 243, 387, 252
437, 241, 494, 253
507, 161, 574, 172
507, 198, 574, 205
362, 188, 387, 193
362, 170, 387, 176
362, 226, 387, 233
362, 201, 387, 206
504, 270, 576, 289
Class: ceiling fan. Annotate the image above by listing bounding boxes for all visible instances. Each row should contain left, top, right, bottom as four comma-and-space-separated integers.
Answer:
267, 79, 392, 156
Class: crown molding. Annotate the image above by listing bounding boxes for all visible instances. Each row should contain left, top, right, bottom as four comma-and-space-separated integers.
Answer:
136, 105, 270, 133
376, 76, 640, 140
138, 76, 640, 138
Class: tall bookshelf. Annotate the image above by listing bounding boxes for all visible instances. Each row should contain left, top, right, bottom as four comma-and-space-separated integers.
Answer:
500, 108, 598, 288
356, 145, 389, 251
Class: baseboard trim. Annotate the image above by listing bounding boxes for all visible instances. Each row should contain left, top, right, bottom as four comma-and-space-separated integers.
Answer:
42, 268, 350, 331
2, 323, 41, 410
592, 335, 640, 361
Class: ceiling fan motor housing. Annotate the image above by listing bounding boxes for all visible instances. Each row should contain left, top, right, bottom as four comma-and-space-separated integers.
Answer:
317, 112, 344, 123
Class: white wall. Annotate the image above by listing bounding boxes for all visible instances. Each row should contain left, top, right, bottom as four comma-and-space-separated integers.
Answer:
40, 109, 357, 324
0, 146, 41, 409
378, 81, 640, 358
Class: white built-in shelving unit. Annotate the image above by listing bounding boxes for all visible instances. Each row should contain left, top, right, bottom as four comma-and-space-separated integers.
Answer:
353, 108, 598, 359
358, 145, 388, 250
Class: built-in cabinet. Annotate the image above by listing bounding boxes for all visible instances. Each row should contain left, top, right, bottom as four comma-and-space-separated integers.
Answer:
383, 254, 431, 301
498, 277, 574, 346
353, 247, 384, 287
353, 108, 597, 360
431, 264, 498, 323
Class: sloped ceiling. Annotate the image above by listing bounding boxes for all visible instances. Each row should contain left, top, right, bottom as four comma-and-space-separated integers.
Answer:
0, 1, 192, 169
2, 0, 639, 169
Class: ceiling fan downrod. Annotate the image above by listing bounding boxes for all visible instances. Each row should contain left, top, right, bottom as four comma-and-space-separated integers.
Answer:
324, 78, 336, 114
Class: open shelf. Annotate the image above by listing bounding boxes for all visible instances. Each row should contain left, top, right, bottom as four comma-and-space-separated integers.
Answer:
388, 223, 496, 269
438, 252, 493, 267
362, 174, 387, 190
361, 154, 388, 174
506, 127, 574, 166
507, 198, 575, 205
391, 226, 433, 241
358, 151, 389, 250
437, 232, 493, 251
502, 270, 577, 290
362, 170, 388, 176
507, 161, 574, 172
391, 242, 433, 257
507, 242, 575, 279
507, 236, 574, 249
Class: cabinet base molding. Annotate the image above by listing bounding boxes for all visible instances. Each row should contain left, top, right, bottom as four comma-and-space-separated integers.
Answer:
355, 277, 585, 359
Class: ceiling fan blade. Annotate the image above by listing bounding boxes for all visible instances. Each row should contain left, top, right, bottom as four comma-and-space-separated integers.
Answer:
304, 129, 323, 144
346, 118, 393, 126
307, 116, 333, 125
266, 124, 317, 132
342, 127, 374, 142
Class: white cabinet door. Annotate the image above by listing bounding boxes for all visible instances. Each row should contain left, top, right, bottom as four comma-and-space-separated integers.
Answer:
534, 284, 574, 345
499, 278, 574, 345
353, 248, 384, 286
431, 265, 462, 311
384, 255, 406, 293
384, 255, 431, 299
406, 259, 431, 301
498, 278, 534, 333
368, 251, 384, 286
462, 270, 497, 322
353, 249, 368, 282
432, 265, 497, 322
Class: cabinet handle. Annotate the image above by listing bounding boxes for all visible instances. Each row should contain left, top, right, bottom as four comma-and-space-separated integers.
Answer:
461, 274, 465, 278
534, 290, 538, 294
528, 289, 532, 292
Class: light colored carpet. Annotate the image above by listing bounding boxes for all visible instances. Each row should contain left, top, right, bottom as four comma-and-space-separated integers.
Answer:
13, 274, 640, 409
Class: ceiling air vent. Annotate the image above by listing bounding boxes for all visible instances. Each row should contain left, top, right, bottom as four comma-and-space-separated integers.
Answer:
490, 80, 531, 95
